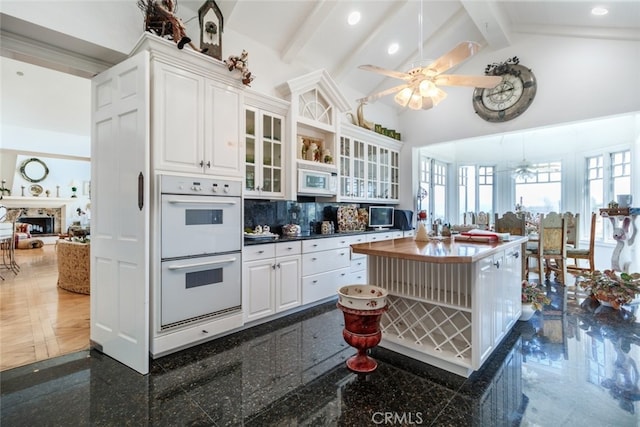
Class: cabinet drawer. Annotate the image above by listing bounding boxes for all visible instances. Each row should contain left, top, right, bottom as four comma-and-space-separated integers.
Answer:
350, 258, 367, 273
302, 247, 350, 276
345, 270, 367, 285
243, 244, 276, 261
367, 232, 399, 242
302, 267, 350, 305
302, 236, 349, 253
275, 241, 302, 257
342, 234, 368, 246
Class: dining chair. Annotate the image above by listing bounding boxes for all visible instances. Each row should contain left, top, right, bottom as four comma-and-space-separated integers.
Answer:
524, 215, 545, 283
494, 211, 525, 236
463, 212, 475, 226
567, 212, 597, 275
476, 211, 490, 230
495, 211, 530, 280
562, 212, 580, 249
539, 212, 568, 284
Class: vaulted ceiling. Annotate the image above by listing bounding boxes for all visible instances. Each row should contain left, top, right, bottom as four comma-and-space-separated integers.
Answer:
179, 0, 640, 107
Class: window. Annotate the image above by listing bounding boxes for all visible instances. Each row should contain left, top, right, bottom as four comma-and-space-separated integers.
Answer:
417, 155, 447, 223
586, 155, 605, 240
432, 161, 447, 222
514, 161, 562, 215
611, 150, 631, 199
586, 149, 631, 241
458, 165, 494, 223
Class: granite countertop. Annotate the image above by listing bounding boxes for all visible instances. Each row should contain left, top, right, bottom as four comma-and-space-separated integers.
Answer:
243, 228, 406, 246
350, 235, 528, 264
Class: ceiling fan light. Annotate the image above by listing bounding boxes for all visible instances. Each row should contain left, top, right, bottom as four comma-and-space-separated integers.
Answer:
408, 92, 423, 110
394, 87, 413, 107
418, 80, 436, 97
430, 88, 448, 106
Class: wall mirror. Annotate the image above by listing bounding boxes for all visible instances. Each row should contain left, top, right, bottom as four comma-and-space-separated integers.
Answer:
19, 158, 49, 183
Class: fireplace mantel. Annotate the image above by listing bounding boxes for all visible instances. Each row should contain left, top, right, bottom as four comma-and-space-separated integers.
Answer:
0, 196, 75, 209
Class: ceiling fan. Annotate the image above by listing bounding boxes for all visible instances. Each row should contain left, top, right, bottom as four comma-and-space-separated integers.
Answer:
357, 1, 501, 110
358, 41, 502, 110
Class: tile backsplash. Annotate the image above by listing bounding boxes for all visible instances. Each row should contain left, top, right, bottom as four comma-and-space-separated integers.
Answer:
244, 200, 360, 235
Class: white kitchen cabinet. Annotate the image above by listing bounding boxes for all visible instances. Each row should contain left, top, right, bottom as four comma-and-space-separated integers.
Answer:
339, 123, 401, 203
301, 235, 361, 304
243, 241, 302, 322
152, 60, 242, 177
277, 70, 351, 200
244, 104, 286, 198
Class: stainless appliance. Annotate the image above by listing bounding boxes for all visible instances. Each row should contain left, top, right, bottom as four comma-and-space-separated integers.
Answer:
160, 175, 242, 329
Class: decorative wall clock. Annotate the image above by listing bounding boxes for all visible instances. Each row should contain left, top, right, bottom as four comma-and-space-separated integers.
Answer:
198, 0, 223, 60
472, 57, 537, 122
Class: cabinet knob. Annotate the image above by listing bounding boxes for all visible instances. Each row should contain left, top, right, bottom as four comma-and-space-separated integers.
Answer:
199, 160, 204, 167
494, 260, 501, 269
312, 280, 318, 284
258, 250, 264, 254
311, 257, 317, 261
513, 252, 520, 259
272, 264, 276, 270
206, 161, 211, 168
276, 263, 281, 269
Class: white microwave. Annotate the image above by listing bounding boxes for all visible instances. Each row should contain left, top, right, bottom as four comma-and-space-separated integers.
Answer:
298, 169, 337, 196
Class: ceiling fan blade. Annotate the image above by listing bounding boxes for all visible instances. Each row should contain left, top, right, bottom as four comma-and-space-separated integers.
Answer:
434, 74, 502, 88
424, 41, 482, 76
358, 64, 411, 81
358, 83, 411, 103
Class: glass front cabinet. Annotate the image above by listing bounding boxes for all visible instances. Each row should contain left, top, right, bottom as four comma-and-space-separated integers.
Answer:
245, 107, 286, 199
339, 123, 401, 203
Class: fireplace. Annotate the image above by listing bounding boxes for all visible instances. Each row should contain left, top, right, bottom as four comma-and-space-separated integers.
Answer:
18, 216, 55, 235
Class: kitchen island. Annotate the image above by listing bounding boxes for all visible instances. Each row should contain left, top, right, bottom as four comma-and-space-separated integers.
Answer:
351, 236, 528, 377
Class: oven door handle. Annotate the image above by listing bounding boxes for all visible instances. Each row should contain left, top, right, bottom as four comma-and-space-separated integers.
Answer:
167, 199, 238, 205
167, 257, 238, 270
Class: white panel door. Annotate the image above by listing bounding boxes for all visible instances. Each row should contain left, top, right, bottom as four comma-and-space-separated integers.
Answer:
205, 81, 242, 176
91, 52, 150, 374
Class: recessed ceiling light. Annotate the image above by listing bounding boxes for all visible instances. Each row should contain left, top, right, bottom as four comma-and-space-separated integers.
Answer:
387, 43, 399, 55
591, 7, 608, 16
348, 11, 361, 26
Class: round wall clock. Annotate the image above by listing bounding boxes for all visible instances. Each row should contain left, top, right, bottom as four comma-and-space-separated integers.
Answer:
472, 63, 537, 122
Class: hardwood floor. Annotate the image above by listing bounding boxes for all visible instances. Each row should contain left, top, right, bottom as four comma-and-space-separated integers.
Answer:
0, 244, 89, 371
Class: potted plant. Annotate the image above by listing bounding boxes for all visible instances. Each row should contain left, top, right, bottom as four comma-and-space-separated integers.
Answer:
578, 270, 640, 309
520, 280, 551, 320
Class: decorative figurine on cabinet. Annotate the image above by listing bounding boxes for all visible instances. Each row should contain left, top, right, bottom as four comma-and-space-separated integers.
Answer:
138, 0, 206, 52
224, 50, 254, 86
198, 0, 223, 60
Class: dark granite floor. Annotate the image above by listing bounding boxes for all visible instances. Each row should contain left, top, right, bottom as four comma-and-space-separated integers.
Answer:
2, 283, 640, 426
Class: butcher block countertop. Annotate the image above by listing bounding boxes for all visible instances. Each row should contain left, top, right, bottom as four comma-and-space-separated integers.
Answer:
350, 236, 528, 264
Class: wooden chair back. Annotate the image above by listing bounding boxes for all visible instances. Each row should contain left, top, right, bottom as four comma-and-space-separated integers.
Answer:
476, 211, 490, 230
567, 212, 597, 275
494, 211, 526, 236
540, 212, 568, 283
563, 212, 580, 248
541, 212, 567, 255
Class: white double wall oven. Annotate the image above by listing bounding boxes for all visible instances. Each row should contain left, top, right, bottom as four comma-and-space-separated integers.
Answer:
158, 175, 242, 330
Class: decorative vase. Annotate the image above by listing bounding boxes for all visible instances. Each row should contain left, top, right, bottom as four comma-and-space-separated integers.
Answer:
337, 284, 388, 373
415, 222, 429, 241
519, 303, 536, 321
